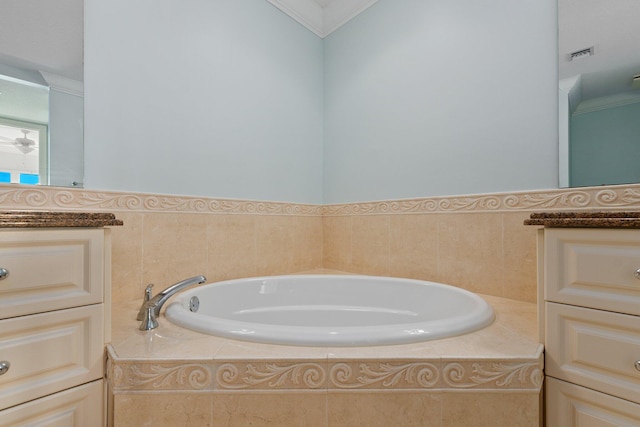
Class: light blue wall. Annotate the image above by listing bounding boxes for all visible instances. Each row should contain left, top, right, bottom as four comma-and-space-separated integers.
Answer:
84, 0, 324, 203
570, 102, 640, 187
322, 0, 558, 203
85, 0, 558, 204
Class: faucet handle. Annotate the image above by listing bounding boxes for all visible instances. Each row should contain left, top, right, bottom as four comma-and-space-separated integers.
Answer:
144, 284, 154, 302
137, 284, 155, 321
139, 303, 159, 331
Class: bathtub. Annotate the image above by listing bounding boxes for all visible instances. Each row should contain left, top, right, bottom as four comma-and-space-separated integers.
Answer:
165, 275, 494, 346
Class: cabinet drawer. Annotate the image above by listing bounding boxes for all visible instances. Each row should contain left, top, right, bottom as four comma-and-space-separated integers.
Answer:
546, 377, 640, 426
0, 304, 104, 411
544, 228, 640, 316
546, 302, 640, 404
0, 229, 104, 319
0, 380, 103, 426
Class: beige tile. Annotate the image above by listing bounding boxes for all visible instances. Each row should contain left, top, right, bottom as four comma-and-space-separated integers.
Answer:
215, 339, 329, 360
207, 214, 257, 282
113, 392, 212, 427
293, 215, 323, 272
441, 391, 540, 427
438, 213, 503, 297
322, 216, 352, 271
327, 360, 442, 390
502, 212, 538, 303
255, 215, 295, 276
110, 212, 143, 307
486, 294, 538, 341
212, 392, 326, 427
351, 215, 390, 276
213, 359, 328, 391
327, 392, 442, 427
110, 301, 228, 359
389, 214, 439, 280
326, 296, 540, 360
142, 212, 209, 290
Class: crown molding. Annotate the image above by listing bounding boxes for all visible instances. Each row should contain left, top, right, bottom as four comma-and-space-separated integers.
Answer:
574, 91, 640, 115
40, 71, 83, 97
266, 0, 378, 38
322, 0, 379, 36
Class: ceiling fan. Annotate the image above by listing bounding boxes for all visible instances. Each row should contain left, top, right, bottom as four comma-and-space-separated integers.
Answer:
0, 130, 38, 154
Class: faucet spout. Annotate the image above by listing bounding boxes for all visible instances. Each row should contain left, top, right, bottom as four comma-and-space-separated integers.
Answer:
137, 275, 206, 327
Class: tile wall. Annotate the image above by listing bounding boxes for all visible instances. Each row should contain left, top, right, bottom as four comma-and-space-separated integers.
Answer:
3, 183, 640, 306
323, 211, 537, 302
6, 183, 637, 426
111, 390, 540, 427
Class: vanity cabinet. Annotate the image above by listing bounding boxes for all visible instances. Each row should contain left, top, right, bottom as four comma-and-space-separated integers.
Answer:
541, 228, 640, 425
0, 228, 112, 426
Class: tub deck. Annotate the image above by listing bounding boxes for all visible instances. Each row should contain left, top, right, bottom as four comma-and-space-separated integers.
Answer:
106, 287, 542, 426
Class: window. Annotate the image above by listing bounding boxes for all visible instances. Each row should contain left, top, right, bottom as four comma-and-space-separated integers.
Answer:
0, 72, 49, 185
19, 173, 39, 185
0, 120, 48, 185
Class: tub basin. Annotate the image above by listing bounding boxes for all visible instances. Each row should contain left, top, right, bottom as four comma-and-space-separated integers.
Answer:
165, 275, 494, 346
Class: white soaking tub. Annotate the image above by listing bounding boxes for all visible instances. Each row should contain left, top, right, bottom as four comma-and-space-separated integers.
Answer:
164, 275, 494, 346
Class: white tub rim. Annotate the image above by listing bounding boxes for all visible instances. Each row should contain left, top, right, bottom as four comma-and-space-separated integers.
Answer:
165, 274, 495, 347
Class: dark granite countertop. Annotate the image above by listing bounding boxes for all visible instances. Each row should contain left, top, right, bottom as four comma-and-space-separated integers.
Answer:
525, 211, 640, 228
0, 211, 123, 228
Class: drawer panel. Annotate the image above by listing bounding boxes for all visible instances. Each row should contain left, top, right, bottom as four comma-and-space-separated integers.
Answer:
0, 229, 104, 319
544, 228, 640, 316
0, 380, 103, 427
546, 377, 640, 426
0, 305, 104, 411
546, 302, 640, 404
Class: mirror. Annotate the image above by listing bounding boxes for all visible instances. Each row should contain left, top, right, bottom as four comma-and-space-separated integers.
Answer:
0, 0, 83, 187
559, 0, 640, 188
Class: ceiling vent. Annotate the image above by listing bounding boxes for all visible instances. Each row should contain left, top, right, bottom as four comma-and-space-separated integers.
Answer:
568, 46, 594, 61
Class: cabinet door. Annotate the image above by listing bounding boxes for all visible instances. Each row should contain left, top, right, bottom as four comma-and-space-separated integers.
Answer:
0, 228, 105, 319
547, 377, 640, 426
545, 302, 640, 404
0, 305, 104, 410
544, 228, 640, 316
0, 380, 103, 427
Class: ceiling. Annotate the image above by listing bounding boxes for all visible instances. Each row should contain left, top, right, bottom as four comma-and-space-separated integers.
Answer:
0, 0, 373, 84
267, 0, 378, 38
0, 0, 83, 81
0, 0, 636, 104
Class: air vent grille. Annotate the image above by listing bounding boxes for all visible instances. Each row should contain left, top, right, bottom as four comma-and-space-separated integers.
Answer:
569, 47, 594, 61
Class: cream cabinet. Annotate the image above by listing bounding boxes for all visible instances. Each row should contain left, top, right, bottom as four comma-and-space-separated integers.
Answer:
542, 228, 640, 426
0, 228, 111, 426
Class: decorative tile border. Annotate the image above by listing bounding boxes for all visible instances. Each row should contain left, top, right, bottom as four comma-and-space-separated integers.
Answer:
323, 185, 640, 215
216, 362, 327, 390
106, 349, 542, 393
439, 360, 543, 389
328, 361, 440, 389
0, 185, 322, 216
328, 360, 542, 390
106, 353, 214, 391
5, 183, 640, 216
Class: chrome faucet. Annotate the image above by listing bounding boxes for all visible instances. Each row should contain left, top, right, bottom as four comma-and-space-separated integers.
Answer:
137, 275, 206, 331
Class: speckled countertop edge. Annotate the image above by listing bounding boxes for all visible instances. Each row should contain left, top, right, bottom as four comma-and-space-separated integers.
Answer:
525, 211, 640, 228
0, 211, 123, 228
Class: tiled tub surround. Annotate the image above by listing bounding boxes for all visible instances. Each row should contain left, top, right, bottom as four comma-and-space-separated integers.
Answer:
6, 183, 640, 308
4, 183, 640, 425
108, 294, 542, 427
